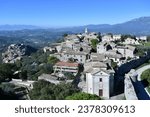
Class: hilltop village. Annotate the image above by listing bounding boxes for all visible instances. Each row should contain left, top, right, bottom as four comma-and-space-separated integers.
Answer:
1, 28, 150, 100
41, 28, 148, 99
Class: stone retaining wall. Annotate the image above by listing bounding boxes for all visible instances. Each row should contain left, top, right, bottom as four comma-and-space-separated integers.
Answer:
124, 74, 138, 100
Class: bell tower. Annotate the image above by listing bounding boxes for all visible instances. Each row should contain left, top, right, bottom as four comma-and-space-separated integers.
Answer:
85, 28, 88, 34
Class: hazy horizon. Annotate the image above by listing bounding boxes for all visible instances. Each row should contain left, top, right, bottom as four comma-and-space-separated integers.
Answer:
0, 16, 150, 28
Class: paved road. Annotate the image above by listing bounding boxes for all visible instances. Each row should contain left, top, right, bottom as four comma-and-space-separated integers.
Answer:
135, 65, 150, 99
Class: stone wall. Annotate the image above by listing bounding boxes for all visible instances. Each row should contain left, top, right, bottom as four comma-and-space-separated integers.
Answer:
124, 74, 138, 100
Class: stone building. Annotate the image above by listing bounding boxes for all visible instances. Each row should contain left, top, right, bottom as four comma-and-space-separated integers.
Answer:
53, 50, 89, 64
97, 42, 116, 54
116, 45, 136, 59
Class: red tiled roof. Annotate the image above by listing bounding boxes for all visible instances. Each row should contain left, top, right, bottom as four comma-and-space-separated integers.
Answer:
55, 61, 79, 67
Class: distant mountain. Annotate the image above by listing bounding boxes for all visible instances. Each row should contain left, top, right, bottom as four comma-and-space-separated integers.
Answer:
57, 17, 150, 35
0, 25, 40, 30
111, 17, 150, 35
1, 17, 150, 35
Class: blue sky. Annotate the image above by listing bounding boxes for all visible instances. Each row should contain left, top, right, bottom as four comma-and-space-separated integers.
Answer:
0, 0, 150, 27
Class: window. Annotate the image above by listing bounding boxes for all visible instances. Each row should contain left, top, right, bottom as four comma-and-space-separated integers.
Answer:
99, 78, 102, 82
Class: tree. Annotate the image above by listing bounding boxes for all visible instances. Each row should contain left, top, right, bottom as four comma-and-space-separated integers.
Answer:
135, 48, 145, 57
121, 34, 136, 42
141, 69, 150, 85
0, 72, 7, 83
64, 72, 75, 80
111, 61, 118, 69
0, 63, 17, 82
127, 57, 132, 61
0, 83, 15, 93
97, 32, 102, 42
63, 33, 68, 37
19, 70, 27, 81
38, 63, 53, 74
91, 39, 99, 50
56, 38, 65, 43
65, 92, 101, 100
0, 83, 18, 100
13, 50, 58, 81
15, 60, 22, 68
147, 36, 150, 42
47, 56, 59, 64
29, 80, 79, 100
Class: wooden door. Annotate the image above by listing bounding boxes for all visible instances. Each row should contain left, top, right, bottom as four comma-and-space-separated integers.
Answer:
99, 89, 103, 96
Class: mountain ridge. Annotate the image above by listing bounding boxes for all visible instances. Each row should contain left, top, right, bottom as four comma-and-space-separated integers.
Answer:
1, 16, 150, 35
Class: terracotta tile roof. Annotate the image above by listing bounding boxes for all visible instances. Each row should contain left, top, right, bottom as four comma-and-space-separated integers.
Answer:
55, 61, 79, 67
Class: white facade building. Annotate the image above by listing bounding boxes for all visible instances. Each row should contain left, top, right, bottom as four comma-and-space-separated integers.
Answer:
86, 68, 114, 99
84, 61, 114, 99
113, 35, 121, 40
